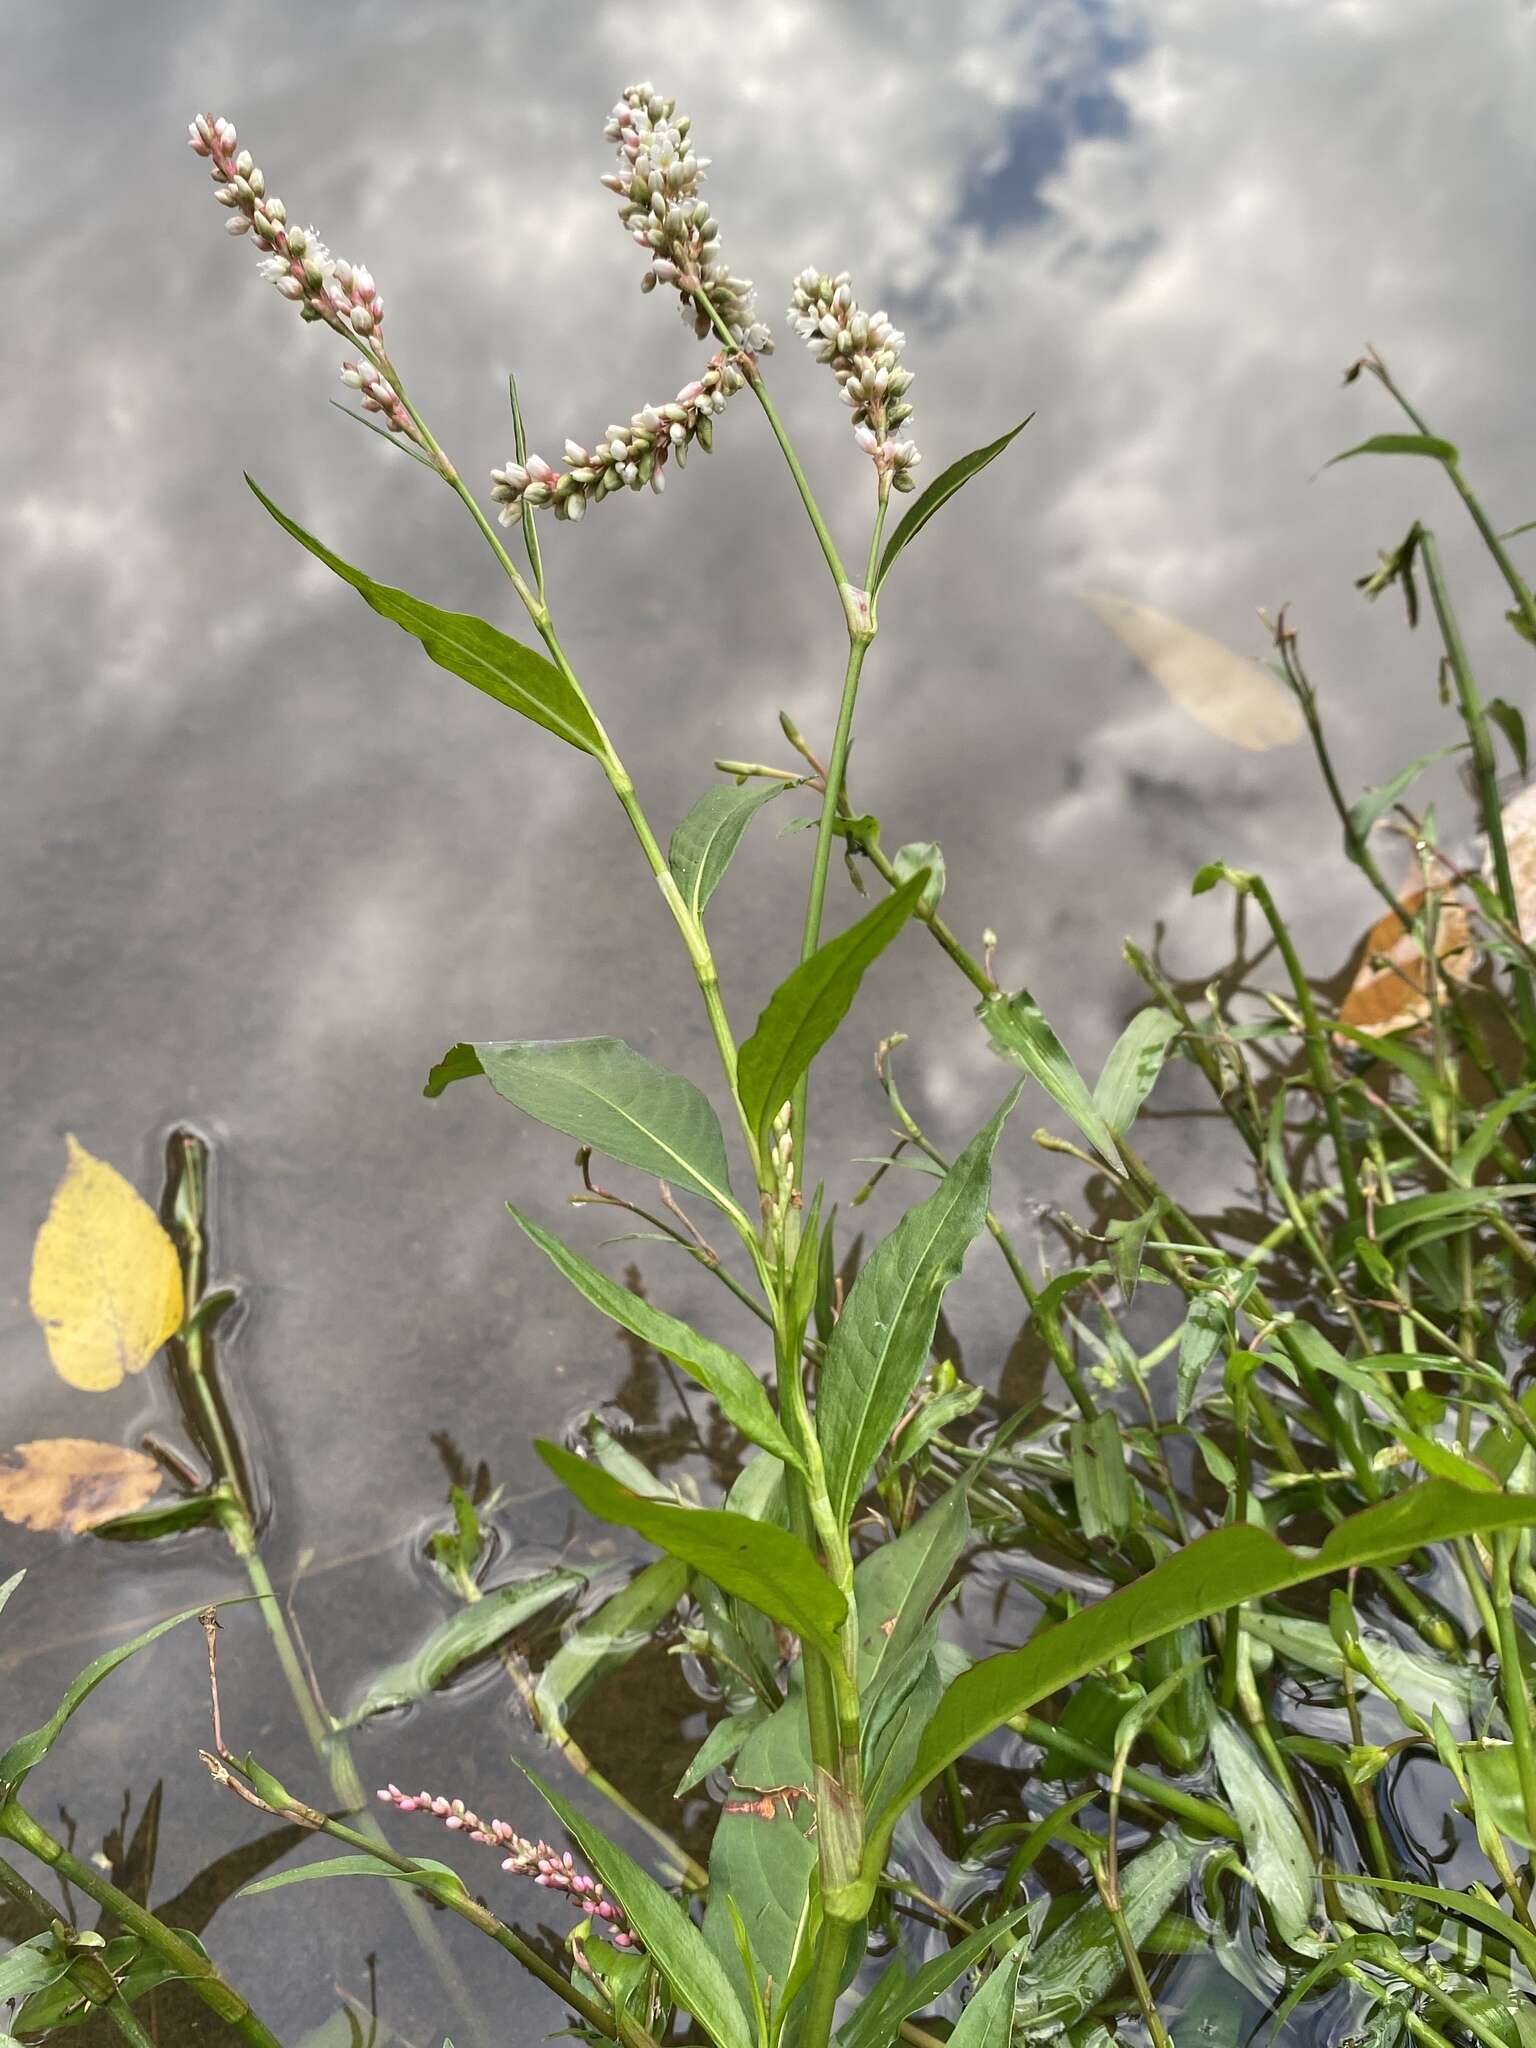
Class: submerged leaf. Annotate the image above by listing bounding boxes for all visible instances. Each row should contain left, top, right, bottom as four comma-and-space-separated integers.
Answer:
1014, 1836, 1196, 2032
29, 1137, 184, 1391
0, 1439, 163, 1534
1083, 591, 1303, 751
1209, 1710, 1313, 1942
347, 1567, 585, 1722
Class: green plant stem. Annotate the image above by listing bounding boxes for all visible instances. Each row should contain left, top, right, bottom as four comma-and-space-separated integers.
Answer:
0, 1801, 282, 2048
1005, 1714, 1239, 1838
1492, 1531, 1536, 1842
800, 1912, 853, 2048
1243, 874, 1363, 1225
1419, 528, 1536, 1045
1365, 349, 1536, 647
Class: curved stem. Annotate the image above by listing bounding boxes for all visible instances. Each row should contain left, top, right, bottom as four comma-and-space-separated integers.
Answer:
0, 1803, 283, 2048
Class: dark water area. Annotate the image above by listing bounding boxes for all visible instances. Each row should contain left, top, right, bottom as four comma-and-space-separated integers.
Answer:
5, 2, 1536, 2042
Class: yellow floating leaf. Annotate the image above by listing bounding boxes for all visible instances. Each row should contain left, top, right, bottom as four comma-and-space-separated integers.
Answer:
0, 1439, 163, 1534
29, 1137, 184, 1391
1083, 590, 1304, 751
1336, 884, 1474, 1037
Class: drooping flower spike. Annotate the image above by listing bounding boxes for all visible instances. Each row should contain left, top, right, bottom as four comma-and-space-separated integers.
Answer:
187, 114, 426, 451
376, 1784, 638, 1948
490, 355, 743, 524
788, 269, 920, 491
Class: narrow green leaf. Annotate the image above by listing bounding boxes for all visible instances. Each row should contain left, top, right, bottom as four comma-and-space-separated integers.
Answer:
423, 1041, 484, 1097
836, 1907, 1030, 2048
1346, 747, 1460, 846
536, 1556, 689, 1731
1451, 1082, 1536, 1182
0, 1937, 70, 2004
1209, 1710, 1313, 1942
876, 1480, 1536, 1838
854, 1484, 970, 1702
1465, 1742, 1536, 1849
509, 1209, 800, 1468
246, 478, 603, 754
346, 1568, 583, 1722
948, 1940, 1024, 2048
537, 1443, 845, 1660
1345, 1875, 1536, 1977
1092, 1009, 1180, 1136
737, 873, 926, 1150
873, 415, 1034, 597
240, 1855, 464, 1900
0, 1604, 207, 1798
676, 1702, 772, 1798
1325, 434, 1459, 469
522, 1765, 752, 2048
820, 1093, 1018, 1525
978, 990, 1124, 1170
1068, 1411, 1132, 1542
0, 1569, 25, 1621
448, 1037, 739, 1216
1487, 697, 1529, 777
669, 784, 785, 923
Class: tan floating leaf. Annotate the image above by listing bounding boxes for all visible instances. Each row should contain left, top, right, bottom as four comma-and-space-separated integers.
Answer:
29, 1136, 184, 1391
1336, 886, 1475, 1037
0, 1439, 163, 1534
1083, 590, 1304, 750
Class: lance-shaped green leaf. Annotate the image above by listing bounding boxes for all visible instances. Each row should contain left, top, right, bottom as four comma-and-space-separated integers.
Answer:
737, 873, 927, 1153
0, 1567, 25, 1621
837, 1907, 1030, 2048
345, 1567, 584, 1723
669, 783, 785, 922
537, 1443, 845, 1661
429, 1037, 740, 1218
872, 414, 1034, 596
1346, 746, 1461, 846
536, 1556, 690, 1732
979, 990, 1123, 1171
247, 479, 602, 753
0, 1603, 208, 1798
1092, 1008, 1181, 1137
241, 1855, 465, 1901
522, 1765, 752, 2048
821, 1096, 1017, 1525
949, 1939, 1025, 2048
869, 1479, 1536, 1848
1209, 1709, 1313, 1943
1325, 433, 1459, 469
509, 1209, 801, 1470
854, 1483, 970, 1703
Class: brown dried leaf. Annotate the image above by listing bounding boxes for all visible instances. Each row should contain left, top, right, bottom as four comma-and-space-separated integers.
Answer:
1336, 886, 1474, 1037
0, 1439, 163, 1534
1083, 590, 1304, 751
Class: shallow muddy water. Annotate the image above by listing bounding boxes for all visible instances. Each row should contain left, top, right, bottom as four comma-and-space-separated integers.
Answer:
5, 2, 1536, 2042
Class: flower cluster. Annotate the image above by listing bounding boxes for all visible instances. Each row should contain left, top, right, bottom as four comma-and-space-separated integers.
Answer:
377, 1784, 637, 1948
788, 270, 920, 491
601, 83, 771, 353
490, 355, 743, 523
188, 115, 426, 450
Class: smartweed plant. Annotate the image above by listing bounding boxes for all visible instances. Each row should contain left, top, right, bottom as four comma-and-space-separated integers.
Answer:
8, 79, 1536, 2048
